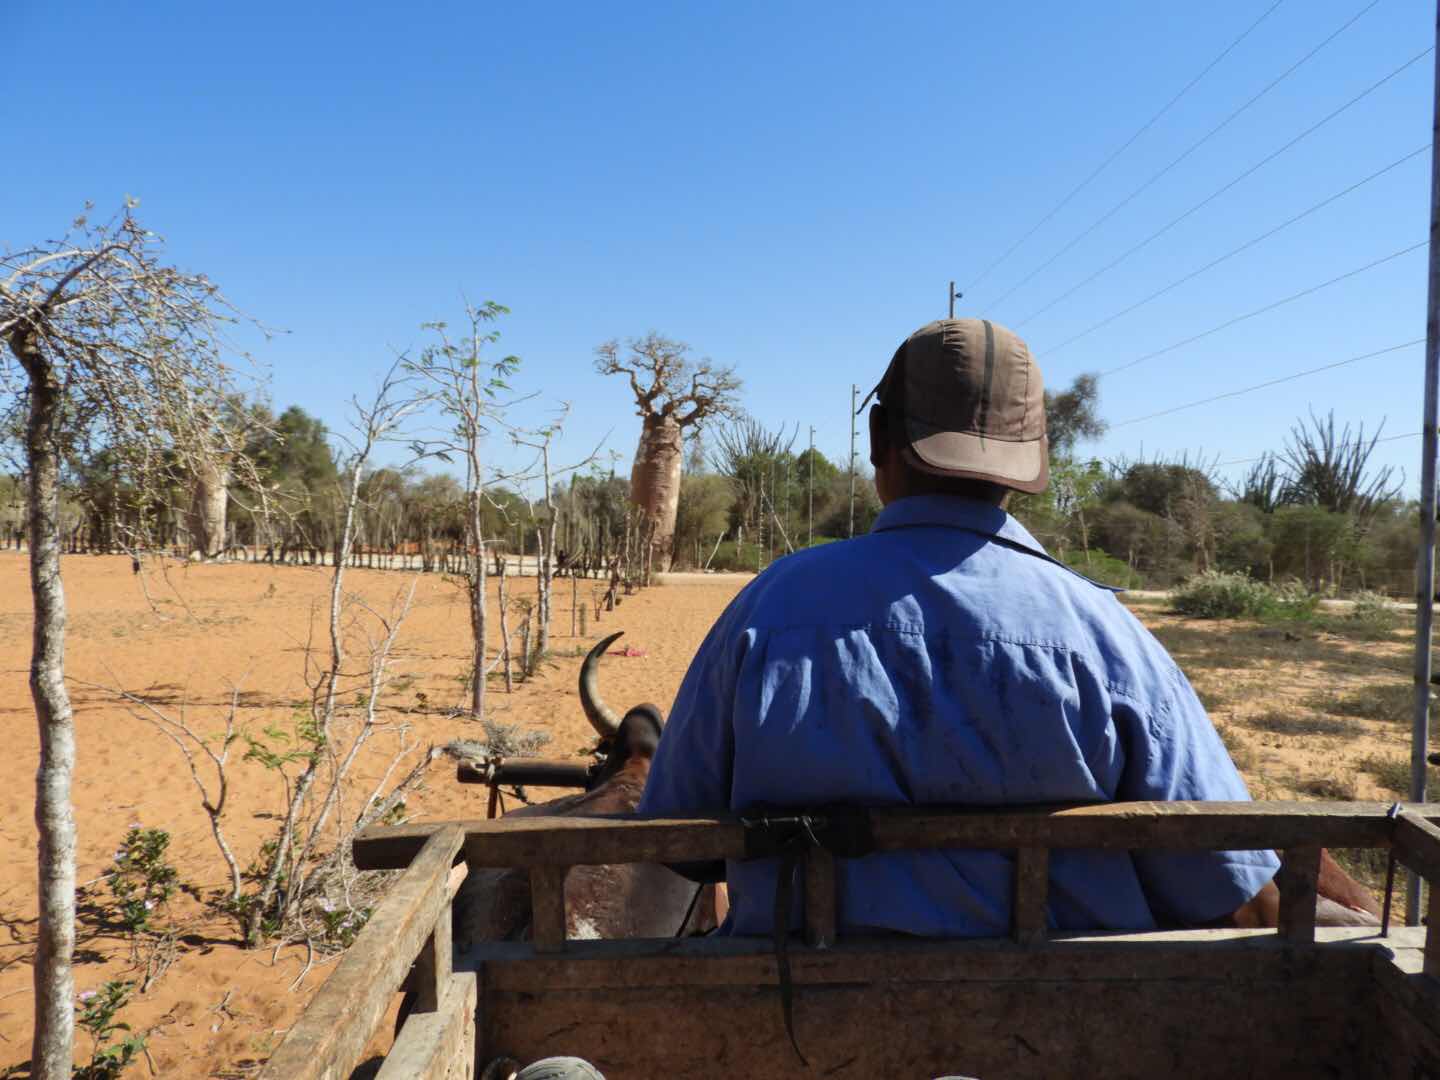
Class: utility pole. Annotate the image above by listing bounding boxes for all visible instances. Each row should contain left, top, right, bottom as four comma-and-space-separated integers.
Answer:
848, 384, 858, 538
807, 425, 815, 547
1407, 2, 1440, 926
948, 280, 962, 319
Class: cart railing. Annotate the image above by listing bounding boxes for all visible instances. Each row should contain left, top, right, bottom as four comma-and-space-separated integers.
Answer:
259, 801, 1440, 1079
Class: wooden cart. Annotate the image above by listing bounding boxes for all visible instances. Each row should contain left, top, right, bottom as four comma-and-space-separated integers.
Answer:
256, 801, 1440, 1079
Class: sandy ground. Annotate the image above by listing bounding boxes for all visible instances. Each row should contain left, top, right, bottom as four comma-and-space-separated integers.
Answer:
0, 554, 737, 1077
0, 554, 1423, 1076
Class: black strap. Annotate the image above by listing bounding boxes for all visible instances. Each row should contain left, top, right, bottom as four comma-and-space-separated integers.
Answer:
739, 807, 875, 1065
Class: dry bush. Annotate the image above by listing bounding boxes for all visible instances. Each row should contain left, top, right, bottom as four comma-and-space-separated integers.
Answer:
1308, 682, 1418, 723
1244, 708, 1362, 738
1293, 773, 1358, 801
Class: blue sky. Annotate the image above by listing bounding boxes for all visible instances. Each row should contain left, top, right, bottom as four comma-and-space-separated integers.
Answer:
3, 1, 1436, 495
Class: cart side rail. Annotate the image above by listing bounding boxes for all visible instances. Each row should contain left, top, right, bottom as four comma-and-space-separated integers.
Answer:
257, 824, 468, 1080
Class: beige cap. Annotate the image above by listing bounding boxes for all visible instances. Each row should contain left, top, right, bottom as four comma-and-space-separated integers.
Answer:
869, 318, 1048, 494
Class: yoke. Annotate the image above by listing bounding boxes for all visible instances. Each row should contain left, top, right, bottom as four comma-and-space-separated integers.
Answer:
256, 801, 1440, 1079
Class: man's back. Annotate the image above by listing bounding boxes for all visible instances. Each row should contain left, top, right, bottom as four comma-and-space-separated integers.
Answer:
638, 494, 1277, 936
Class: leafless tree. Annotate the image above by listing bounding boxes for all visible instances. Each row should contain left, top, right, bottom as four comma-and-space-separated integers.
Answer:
244, 361, 427, 944
595, 333, 741, 571
0, 203, 262, 1079
404, 301, 522, 719
1279, 409, 1402, 530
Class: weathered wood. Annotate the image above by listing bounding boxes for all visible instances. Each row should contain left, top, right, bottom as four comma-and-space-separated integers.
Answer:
1428, 881, 1440, 980
1013, 847, 1049, 945
530, 865, 568, 953
476, 926, 1392, 993
354, 801, 1438, 871
803, 847, 836, 949
1395, 811, 1440, 886
413, 911, 452, 1014
377, 972, 477, 1080
1276, 845, 1320, 944
476, 931, 1385, 1079
256, 826, 463, 1080
446, 862, 468, 903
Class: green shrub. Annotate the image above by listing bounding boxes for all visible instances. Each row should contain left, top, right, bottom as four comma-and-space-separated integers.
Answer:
1171, 572, 1275, 618
108, 827, 178, 933
74, 980, 146, 1078
1058, 548, 1144, 590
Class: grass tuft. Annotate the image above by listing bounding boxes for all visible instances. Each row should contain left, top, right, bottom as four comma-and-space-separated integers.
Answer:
1243, 708, 1362, 738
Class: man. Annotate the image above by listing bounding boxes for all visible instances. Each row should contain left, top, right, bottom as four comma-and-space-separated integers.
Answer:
638, 317, 1375, 935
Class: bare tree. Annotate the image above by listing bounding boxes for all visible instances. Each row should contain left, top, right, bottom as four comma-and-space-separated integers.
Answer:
1279, 409, 1402, 530
595, 333, 741, 571
0, 204, 260, 1079
243, 361, 426, 944
404, 301, 521, 719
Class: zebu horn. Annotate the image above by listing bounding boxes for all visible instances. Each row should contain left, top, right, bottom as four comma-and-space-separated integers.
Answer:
579, 632, 625, 739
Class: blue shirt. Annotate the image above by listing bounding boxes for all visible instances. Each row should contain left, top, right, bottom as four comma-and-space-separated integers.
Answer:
638, 494, 1278, 936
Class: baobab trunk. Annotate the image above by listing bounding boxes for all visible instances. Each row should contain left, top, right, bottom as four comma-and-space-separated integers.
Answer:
188, 456, 229, 559
629, 413, 682, 573
18, 328, 78, 1079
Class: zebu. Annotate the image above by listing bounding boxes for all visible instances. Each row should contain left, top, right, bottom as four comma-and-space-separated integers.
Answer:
396, 632, 717, 1040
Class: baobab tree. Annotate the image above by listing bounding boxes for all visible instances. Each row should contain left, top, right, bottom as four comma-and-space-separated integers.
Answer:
595, 333, 741, 571
0, 203, 259, 1078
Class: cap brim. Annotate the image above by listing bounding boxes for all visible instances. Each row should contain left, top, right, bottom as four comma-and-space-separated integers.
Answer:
904, 422, 1049, 494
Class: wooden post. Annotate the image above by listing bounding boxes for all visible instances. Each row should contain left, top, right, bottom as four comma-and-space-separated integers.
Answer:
1276, 845, 1321, 944
1427, 879, 1440, 978
1410, 1, 1440, 926
529, 865, 568, 953
411, 909, 452, 1014
1012, 847, 1049, 946
803, 847, 837, 949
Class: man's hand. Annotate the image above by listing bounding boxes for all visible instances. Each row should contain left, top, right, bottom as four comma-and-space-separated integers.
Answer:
1229, 848, 1380, 928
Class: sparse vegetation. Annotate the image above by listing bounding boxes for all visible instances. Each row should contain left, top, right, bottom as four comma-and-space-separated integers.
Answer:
1357, 754, 1439, 797
106, 827, 179, 934
1308, 682, 1417, 723
1244, 708, 1362, 739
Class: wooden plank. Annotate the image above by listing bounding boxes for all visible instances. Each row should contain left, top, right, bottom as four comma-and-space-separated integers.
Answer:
1428, 881, 1440, 980
803, 847, 836, 949
377, 972, 477, 1080
412, 912, 452, 1014
477, 927, 1384, 994
1012, 847, 1049, 946
1396, 811, 1440, 885
477, 952, 1371, 1079
529, 865, 568, 954
355, 801, 1435, 871
257, 825, 463, 1080
1276, 845, 1320, 945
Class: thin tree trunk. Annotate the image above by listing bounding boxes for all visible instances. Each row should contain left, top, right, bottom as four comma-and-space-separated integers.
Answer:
18, 329, 77, 1079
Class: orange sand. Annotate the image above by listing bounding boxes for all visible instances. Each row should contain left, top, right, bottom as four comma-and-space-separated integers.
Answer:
0, 554, 739, 1077
0, 554, 1418, 1075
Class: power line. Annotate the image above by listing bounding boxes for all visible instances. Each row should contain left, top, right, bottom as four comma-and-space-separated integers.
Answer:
983, 0, 1382, 315
1099, 239, 1427, 378
1011, 46, 1435, 330
1214, 430, 1421, 468
962, 0, 1286, 297
1044, 144, 1431, 358
1111, 339, 1426, 428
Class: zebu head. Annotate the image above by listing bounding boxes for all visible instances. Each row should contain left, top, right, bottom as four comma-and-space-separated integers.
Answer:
578, 631, 664, 789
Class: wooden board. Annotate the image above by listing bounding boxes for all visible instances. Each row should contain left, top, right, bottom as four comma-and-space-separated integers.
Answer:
473, 930, 1399, 1079
257, 826, 463, 1080
377, 973, 476, 1080
354, 801, 1440, 872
